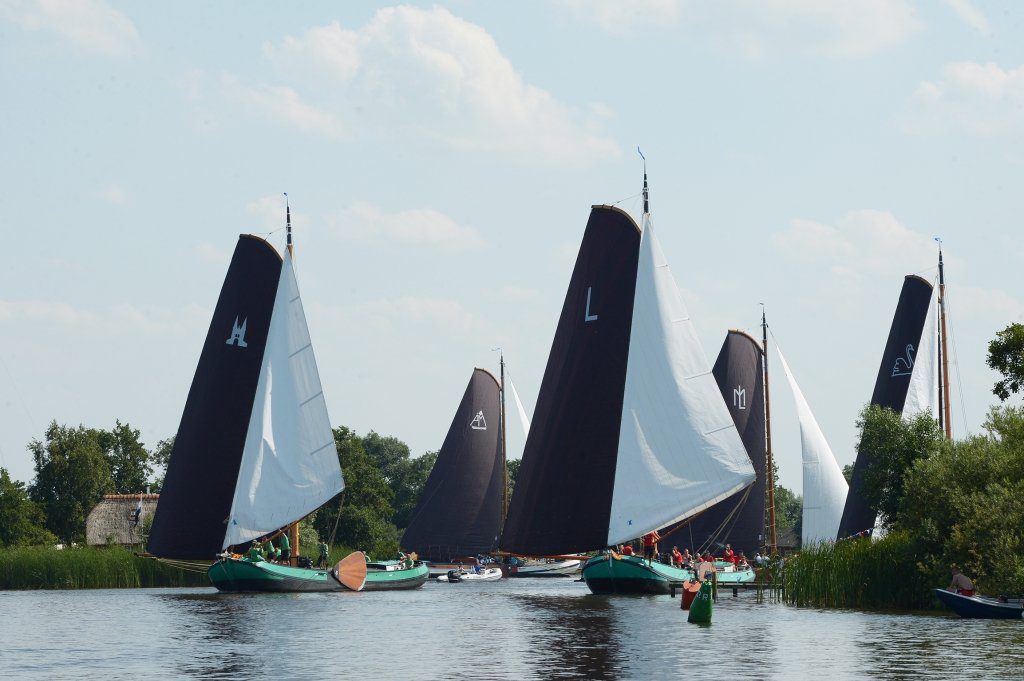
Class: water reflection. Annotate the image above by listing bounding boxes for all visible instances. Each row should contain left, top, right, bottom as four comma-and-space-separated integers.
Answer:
2, 584, 1023, 680
515, 594, 621, 678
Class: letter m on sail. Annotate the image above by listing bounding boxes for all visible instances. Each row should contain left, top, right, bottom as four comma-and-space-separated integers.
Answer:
733, 386, 746, 410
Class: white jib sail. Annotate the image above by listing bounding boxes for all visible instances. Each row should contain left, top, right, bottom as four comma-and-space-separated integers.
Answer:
223, 251, 344, 549
903, 282, 939, 420
607, 217, 756, 546
507, 374, 531, 439
775, 345, 848, 545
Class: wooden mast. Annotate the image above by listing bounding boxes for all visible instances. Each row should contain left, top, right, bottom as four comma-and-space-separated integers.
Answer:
285, 192, 300, 565
938, 245, 953, 441
499, 351, 509, 532
762, 307, 778, 554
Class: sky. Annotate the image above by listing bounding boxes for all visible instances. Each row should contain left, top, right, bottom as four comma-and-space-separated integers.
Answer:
1, 0, 1022, 494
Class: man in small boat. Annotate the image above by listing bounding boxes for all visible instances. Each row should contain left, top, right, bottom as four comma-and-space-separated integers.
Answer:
737, 553, 750, 570
621, 543, 635, 556
723, 544, 736, 565
671, 546, 684, 568
947, 564, 976, 596
247, 541, 263, 562
642, 530, 661, 565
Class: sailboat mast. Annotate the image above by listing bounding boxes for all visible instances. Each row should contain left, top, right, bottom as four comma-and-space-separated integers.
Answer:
762, 307, 778, 554
499, 352, 509, 534
284, 192, 299, 564
938, 245, 953, 441
285, 193, 293, 257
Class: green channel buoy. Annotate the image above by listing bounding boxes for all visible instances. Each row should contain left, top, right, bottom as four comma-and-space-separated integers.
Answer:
687, 580, 713, 624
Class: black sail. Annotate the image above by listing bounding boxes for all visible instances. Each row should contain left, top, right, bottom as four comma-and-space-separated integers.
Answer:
400, 368, 504, 561
148, 235, 282, 559
837, 274, 933, 539
659, 330, 767, 557
501, 205, 641, 556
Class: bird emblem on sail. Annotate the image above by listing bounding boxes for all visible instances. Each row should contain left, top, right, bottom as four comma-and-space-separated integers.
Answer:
891, 343, 915, 377
226, 317, 248, 347
470, 411, 487, 430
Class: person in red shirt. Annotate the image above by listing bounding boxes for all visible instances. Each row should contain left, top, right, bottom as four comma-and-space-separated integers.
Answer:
671, 546, 683, 568
642, 530, 661, 565
621, 544, 635, 556
723, 544, 736, 565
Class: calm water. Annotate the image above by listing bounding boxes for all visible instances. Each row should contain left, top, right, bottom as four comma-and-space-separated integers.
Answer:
2, 579, 1022, 680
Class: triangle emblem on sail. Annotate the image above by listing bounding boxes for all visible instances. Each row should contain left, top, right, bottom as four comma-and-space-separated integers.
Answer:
470, 410, 487, 430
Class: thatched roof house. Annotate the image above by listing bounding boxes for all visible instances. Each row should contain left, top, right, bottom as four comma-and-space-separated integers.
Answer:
86, 494, 159, 546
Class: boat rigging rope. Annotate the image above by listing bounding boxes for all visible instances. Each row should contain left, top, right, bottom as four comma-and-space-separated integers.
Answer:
149, 557, 211, 574
942, 288, 970, 435
327, 491, 346, 549
695, 485, 753, 556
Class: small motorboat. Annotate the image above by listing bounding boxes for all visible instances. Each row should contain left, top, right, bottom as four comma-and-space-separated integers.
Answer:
507, 558, 582, 578
436, 567, 503, 582
934, 589, 1024, 619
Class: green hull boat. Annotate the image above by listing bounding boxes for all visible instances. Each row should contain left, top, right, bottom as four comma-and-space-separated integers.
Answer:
208, 557, 428, 592
582, 555, 755, 594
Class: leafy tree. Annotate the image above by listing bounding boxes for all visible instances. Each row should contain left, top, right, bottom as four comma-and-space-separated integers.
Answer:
856, 405, 945, 525
0, 467, 56, 547
842, 463, 854, 484
506, 457, 522, 504
773, 484, 802, 544
149, 436, 175, 492
96, 421, 152, 494
29, 422, 112, 543
361, 431, 410, 486
987, 323, 1024, 401
898, 406, 1024, 594
313, 427, 397, 558
393, 450, 437, 529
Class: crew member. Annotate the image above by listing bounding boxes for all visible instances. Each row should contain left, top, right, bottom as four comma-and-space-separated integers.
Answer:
279, 531, 291, 563
642, 530, 661, 565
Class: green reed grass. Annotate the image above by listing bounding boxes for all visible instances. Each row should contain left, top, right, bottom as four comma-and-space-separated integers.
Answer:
0, 546, 209, 590
782, 531, 938, 610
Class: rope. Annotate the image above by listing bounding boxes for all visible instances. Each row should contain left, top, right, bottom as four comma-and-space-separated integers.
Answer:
147, 556, 211, 574
327, 491, 345, 548
943, 288, 970, 435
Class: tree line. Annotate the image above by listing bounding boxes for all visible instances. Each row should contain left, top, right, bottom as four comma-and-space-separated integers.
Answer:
3, 322, 1021, 573
0, 421, 445, 553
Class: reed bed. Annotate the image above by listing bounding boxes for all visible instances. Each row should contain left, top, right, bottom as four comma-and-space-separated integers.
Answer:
782, 532, 937, 610
0, 546, 209, 590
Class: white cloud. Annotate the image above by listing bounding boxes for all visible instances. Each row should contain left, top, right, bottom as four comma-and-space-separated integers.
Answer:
319, 295, 494, 343
557, 0, 683, 34
223, 75, 345, 140
901, 61, 1024, 138
0, 299, 94, 324
98, 182, 127, 204
195, 242, 227, 263
774, 209, 940, 277
244, 193, 309, 235
558, 0, 919, 58
943, 0, 990, 34
0, 0, 141, 56
326, 201, 484, 251
231, 6, 617, 162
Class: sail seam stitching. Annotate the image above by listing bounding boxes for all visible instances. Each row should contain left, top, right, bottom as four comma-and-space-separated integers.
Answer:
299, 391, 323, 407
